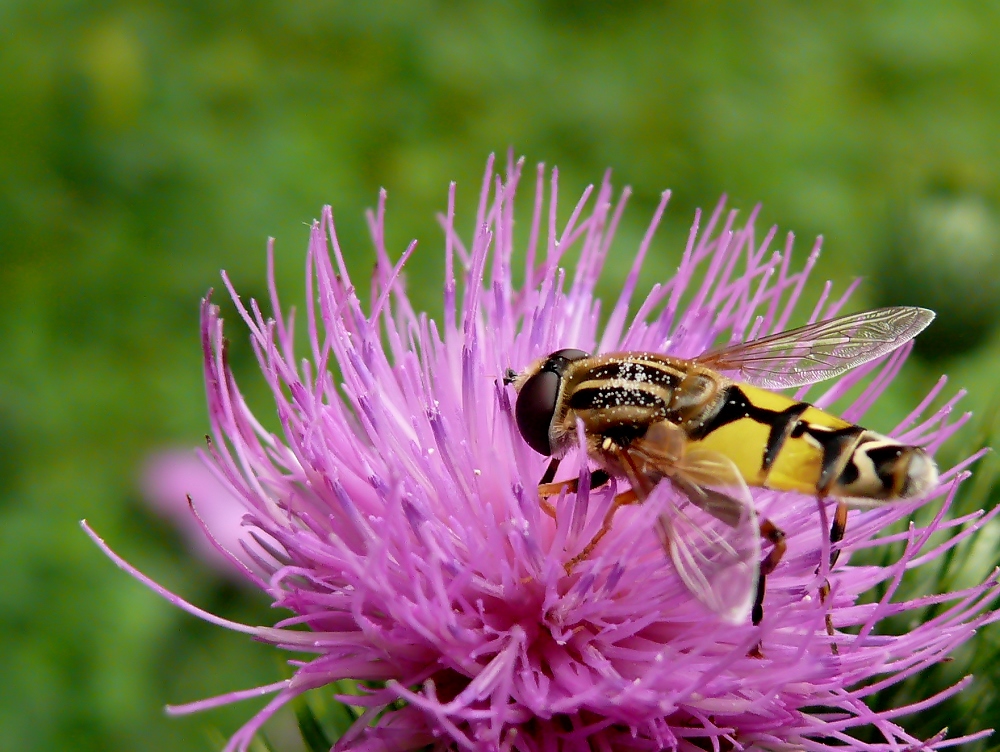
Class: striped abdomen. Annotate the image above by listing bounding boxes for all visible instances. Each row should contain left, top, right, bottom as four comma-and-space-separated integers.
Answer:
688, 382, 937, 500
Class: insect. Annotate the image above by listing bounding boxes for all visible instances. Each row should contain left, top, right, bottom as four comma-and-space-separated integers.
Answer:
505, 306, 938, 629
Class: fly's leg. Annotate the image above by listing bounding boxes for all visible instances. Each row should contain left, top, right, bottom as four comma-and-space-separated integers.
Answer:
534, 462, 624, 575
540, 458, 561, 485
749, 519, 787, 658
753, 520, 788, 623
563, 489, 639, 573
818, 501, 848, 653
827, 499, 849, 567
535, 458, 563, 518
751, 502, 846, 657
563, 447, 652, 573
536, 458, 611, 519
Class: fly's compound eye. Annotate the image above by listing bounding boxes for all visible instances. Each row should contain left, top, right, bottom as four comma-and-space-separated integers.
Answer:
515, 370, 560, 455
513, 349, 589, 456
551, 348, 589, 362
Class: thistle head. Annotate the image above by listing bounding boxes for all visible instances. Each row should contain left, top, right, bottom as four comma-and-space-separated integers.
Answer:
107, 154, 997, 751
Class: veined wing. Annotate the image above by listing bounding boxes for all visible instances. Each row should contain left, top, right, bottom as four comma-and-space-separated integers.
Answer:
624, 424, 759, 623
657, 450, 760, 624
697, 306, 935, 389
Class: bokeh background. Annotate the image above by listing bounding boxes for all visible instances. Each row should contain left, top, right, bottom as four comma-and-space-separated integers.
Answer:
5, 2, 1000, 750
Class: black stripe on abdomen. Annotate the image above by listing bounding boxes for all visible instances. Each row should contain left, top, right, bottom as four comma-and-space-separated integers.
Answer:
695, 385, 866, 489
762, 402, 810, 471
797, 424, 866, 495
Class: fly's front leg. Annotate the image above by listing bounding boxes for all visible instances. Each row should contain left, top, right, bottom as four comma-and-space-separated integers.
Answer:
540, 457, 560, 486
564, 488, 639, 573
536, 455, 623, 575
536, 458, 611, 519
535, 458, 562, 518
563, 444, 655, 574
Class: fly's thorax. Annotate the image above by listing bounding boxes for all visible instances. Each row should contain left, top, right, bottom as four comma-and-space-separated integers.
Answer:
551, 353, 690, 459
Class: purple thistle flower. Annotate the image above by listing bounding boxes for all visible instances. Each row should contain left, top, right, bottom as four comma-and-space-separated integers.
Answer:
89, 154, 999, 751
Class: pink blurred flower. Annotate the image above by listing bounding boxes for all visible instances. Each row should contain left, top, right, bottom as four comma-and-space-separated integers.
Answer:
141, 450, 267, 577
90, 154, 997, 751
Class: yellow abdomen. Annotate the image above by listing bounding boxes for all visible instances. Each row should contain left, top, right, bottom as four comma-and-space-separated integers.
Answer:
689, 383, 854, 495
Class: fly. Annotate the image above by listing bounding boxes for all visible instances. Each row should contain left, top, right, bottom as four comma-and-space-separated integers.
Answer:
505, 306, 937, 633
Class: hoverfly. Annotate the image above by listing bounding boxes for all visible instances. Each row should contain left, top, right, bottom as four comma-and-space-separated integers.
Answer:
505, 307, 937, 627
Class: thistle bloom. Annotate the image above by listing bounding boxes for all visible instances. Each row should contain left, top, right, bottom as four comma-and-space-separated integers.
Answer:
91, 155, 998, 751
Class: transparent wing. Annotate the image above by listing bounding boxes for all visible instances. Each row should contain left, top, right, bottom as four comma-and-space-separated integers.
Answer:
623, 425, 760, 623
655, 449, 760, 623
697, 306, 935, 389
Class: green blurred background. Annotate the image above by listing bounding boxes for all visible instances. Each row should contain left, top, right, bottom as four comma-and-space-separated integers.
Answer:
5, 2, 1000, 750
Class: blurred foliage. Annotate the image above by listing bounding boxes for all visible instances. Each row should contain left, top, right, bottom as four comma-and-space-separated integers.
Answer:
3, 1, 1000, 750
